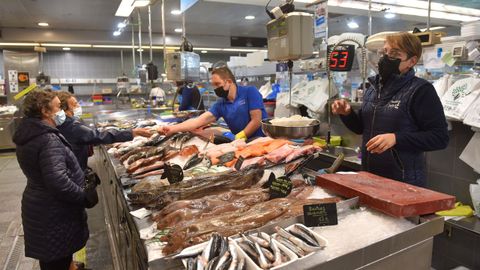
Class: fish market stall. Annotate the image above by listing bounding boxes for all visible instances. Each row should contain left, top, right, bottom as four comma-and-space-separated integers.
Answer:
90, 111, 453, 270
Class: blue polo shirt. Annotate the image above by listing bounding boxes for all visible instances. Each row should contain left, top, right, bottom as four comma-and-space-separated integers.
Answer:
209, 85, 267, 138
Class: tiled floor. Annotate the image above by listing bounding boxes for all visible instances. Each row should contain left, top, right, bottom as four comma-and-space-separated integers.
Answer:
0, 151, 114, 270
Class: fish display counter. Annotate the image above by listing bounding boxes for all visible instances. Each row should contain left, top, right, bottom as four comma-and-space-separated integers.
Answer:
90, 110, 452, 270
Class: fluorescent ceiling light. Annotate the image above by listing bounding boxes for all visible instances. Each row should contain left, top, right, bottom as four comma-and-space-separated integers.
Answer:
320, 0, 480, 22
137, 48, 144, 52
417, 26, 446, 32
171, 9, 182, 15
245, 15, 255, 20
38, 22, 49, 27
347, 21, 359, 29
117, 22, 127, 28
201, 50, 208, 53
115, 0, 135, 17
222, 48, 265, 52
41, 43, 92, 48
0, 42, 40, 46
62, 47, 71, 51
384, 12, 396, 19
174, 28, 183, 33
93, 45, 135, 49
113, 31, 122, 36
133, 0, 150, 7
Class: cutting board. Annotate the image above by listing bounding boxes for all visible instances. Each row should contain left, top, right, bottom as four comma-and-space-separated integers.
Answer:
316, 171, 456, 217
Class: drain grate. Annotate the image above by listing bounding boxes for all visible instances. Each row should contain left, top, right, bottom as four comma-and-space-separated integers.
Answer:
3, 235, 24, 270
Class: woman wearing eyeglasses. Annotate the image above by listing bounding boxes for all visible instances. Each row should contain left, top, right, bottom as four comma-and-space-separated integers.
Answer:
331, 32, 449, 187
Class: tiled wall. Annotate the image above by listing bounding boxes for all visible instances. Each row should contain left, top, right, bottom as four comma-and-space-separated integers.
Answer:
426, 121, 479, 206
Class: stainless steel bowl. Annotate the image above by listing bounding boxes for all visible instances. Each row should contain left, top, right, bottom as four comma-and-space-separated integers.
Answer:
261, 118, 320, 139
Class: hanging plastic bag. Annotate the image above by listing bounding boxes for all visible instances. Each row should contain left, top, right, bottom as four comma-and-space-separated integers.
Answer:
301, 78, 330, 114
463, 97, 480, 129
432, 74, 450, 99
441, 77, 480, 120
258, 81, 272, 99
459, 132, 480, 173
471, 180, 480, 218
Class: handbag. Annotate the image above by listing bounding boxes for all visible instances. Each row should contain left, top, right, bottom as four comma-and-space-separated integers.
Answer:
84, 168, 100, 209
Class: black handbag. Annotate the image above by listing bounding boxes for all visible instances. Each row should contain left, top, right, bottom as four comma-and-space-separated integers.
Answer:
84, 168, 100, 209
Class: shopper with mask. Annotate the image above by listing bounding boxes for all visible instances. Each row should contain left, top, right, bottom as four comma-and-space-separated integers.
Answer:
331, 32, 449, 187
158, 67, 267, 140
13, 90, 96, 270
55, 91, 151, 171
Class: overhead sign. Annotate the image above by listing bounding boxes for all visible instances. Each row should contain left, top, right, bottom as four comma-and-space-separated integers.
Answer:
181, 0, 199, 12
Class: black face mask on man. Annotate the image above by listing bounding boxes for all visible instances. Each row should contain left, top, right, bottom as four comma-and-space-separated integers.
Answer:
378, 56, 401, 82
214, 82, 230, 98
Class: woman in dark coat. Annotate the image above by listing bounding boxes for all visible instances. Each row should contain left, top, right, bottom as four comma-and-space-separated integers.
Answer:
13, 90, 91, 270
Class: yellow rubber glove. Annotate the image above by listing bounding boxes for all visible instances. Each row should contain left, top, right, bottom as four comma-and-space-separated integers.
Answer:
235, 130, 247, 140
436, 202, 474, 217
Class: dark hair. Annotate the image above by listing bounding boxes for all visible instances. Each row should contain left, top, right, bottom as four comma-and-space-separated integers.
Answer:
212, 67, 236, 82
55, 91, 73, 110
23, 89, 56, 118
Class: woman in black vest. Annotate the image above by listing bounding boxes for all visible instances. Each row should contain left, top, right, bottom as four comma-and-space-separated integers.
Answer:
332, 32, 449, 187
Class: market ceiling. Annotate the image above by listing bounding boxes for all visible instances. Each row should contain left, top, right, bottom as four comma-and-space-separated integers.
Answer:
0, 0, 478, 50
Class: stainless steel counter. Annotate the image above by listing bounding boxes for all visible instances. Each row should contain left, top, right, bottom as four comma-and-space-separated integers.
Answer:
92, 143, 444, 270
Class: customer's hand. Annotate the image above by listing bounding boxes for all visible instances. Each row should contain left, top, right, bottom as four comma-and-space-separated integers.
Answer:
331, 99, 352, 116
132, 128, 152, 137
366, 133, 396, 154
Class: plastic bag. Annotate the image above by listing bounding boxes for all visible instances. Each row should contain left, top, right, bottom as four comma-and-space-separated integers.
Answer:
441, 77, 480, 120
463, 96, 480, 129
470, 180, 480, 218
432, 74, 450, 99
291, 78, 330, 114
459, 132, 480, 173
258, 82, 272, 99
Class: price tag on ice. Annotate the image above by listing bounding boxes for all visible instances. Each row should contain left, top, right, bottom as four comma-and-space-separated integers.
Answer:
303, 203, 338, 227
162, 164, 184, 184
269, 174, 293, 199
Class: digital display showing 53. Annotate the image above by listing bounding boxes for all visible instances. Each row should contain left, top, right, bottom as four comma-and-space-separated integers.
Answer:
328, 44, 355, 71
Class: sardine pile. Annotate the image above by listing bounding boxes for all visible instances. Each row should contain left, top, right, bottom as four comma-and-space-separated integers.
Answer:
180, 233, 245, 270
272, 225, 323, 258
237, 233, 288, 269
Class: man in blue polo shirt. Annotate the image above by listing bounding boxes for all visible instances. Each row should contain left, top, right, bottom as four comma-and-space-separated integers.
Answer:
158, 67, 267, 139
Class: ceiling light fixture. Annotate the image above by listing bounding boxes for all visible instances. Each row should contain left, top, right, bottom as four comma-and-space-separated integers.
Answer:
38, 22, 49, 27
174, 28, 183, 33
384, 12, 396, 19
113, 31, 122, 36
171, 9, 182, 15
41, 43, 92, 48
137, 48, 144, 52
115, 0, 135, 17
245, 15, 255, 20
276, 0, 480, 22
133, 0, 150, 7
62, 47, 71, 51
201, 50, 208, 53
0, 42, 40, 46
118, 22, 127, 28
347, 20, 359, 29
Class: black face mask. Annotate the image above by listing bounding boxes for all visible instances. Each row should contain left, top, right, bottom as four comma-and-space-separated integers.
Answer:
214, 84, 229, 98
378, 56, 401, 83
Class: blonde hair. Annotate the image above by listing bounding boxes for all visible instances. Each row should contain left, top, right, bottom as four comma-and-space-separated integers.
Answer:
212, 67, 236, 82
386, 32, 422, 59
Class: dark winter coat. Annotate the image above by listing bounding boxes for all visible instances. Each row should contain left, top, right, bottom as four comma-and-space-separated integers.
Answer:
340, 69, 449, 187
13, 117, 88, 262
58, 116, 133, 171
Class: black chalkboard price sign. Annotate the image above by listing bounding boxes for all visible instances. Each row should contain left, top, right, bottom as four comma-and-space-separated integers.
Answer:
303, 203, 338, 227
269, 175, 293, 199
